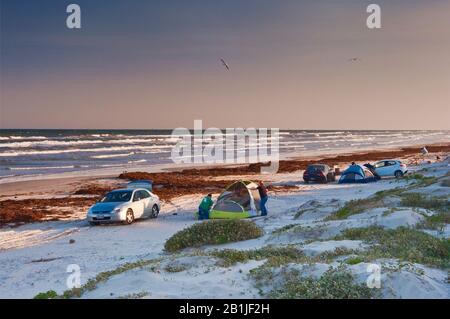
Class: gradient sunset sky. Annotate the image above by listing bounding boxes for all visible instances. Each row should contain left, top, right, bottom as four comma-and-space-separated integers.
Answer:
1, 0, 449, 129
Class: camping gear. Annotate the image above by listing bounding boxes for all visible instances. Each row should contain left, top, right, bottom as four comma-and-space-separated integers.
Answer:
209, 180, 262, 219
338, 165, 377, 184
126, 180, 153, 192
363, 163, 381, 180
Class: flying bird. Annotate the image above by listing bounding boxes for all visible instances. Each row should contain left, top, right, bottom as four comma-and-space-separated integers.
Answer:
348, 57, 361, 62
220, 58, 230, 70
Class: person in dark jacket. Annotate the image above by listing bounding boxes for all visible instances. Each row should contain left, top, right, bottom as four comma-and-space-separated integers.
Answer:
198, 194, 213, 220
257, 181, 268, 216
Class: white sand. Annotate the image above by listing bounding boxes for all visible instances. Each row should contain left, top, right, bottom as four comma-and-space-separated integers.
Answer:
0, 159, 449, 299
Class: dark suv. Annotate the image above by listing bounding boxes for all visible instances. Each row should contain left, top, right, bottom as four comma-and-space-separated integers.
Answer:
303, 164, 336, 183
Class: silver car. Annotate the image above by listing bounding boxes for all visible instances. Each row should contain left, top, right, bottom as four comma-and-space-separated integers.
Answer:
87, 188, 161, 225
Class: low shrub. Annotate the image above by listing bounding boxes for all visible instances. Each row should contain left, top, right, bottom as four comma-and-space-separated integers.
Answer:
336, 226, 450, 268
212, 246, 307, 267
61, 259, 160, 298
346, 256, 364, 265
268, 266, 375, 299
400, 193, 449, 211
164, 220, 264, 253
34, 290, 58, 299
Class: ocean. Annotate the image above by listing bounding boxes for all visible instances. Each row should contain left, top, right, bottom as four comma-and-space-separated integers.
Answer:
0, 129, 448, 180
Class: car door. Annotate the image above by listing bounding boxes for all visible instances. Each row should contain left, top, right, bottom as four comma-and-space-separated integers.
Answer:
132, 190, 145, 218
374, 161, 388, 176
385, 161, 398, 176
140, 190, 153, 217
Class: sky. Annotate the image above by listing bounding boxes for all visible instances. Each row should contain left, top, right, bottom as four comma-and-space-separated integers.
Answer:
1, 0, 449, 130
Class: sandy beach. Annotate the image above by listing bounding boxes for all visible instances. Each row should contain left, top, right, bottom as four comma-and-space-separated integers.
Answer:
0, 142, 449, 299
1, 143, 449, 224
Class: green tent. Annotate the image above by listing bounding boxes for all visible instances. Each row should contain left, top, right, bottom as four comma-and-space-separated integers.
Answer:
209, 180, 262, 219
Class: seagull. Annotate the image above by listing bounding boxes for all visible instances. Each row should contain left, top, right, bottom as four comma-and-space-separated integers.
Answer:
348, 57, 361, 62
220, 58, 230, 70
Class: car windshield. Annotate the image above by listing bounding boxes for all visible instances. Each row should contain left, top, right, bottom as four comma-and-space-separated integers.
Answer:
100, 191, 132, 203
307, 165, 325, 172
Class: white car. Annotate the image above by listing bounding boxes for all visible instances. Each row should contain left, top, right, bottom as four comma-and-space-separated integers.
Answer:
87, 188, 161, 225
374, 159, 408, 178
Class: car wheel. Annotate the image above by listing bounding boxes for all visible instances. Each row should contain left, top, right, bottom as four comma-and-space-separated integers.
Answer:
124, 209, 134, 225
394, 170, 404, 178
304, 180, 309, 184
151, 205, 159, 218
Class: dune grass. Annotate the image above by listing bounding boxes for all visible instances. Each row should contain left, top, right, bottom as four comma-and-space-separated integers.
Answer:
265, 266, 375, 299
34, 290, 58, 299
400, 193, 449, 211
335, 226, 450, 268
212, 246, 307, 267
60, 259, 160, 298
212, 245, 358, 268
164, 219, 264, 253
326, 174, 446, 221
325, 187, 406, 220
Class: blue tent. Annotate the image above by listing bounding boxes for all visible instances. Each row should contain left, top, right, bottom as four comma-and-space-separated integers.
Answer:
339, 165, 376, 184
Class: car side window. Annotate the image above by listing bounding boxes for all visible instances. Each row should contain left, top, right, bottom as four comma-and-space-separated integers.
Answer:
140, 190, 150, 199
133, 191, 141, 202
388, 161, 397, 166
375, 162, 384, 168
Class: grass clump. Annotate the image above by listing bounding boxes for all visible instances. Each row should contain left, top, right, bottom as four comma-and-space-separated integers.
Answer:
271, 224, 298, 235
118, 292, 149, 299
61, 259, 160, 298
212, 246, 358, 268
267, 266, 375, 299
336, 226, 450, 268
345, 256, 364, 265
416, 212, 450, 232
404, 174, 437, 187
164, 264, 187, 273
326, 197, 381, 220
400, 193, 449, 211
164, 220, 264, 253
34, 290, 58, 299
212, 246, 307, 267
326, 187, 406, 221
326, 175, 446, 221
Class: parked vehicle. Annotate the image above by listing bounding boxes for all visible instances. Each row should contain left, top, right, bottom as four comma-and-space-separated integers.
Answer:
374, 160, 408, 178
303, 164, 336, 183
87, 188, 160, 225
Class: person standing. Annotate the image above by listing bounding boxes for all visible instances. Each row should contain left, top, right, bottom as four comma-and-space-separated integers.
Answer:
198, 194, 213, 220
257, 181, 269, 216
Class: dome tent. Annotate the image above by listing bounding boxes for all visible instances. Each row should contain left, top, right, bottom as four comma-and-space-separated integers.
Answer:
209, 180, 262, 219
339, 164, 377, 184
